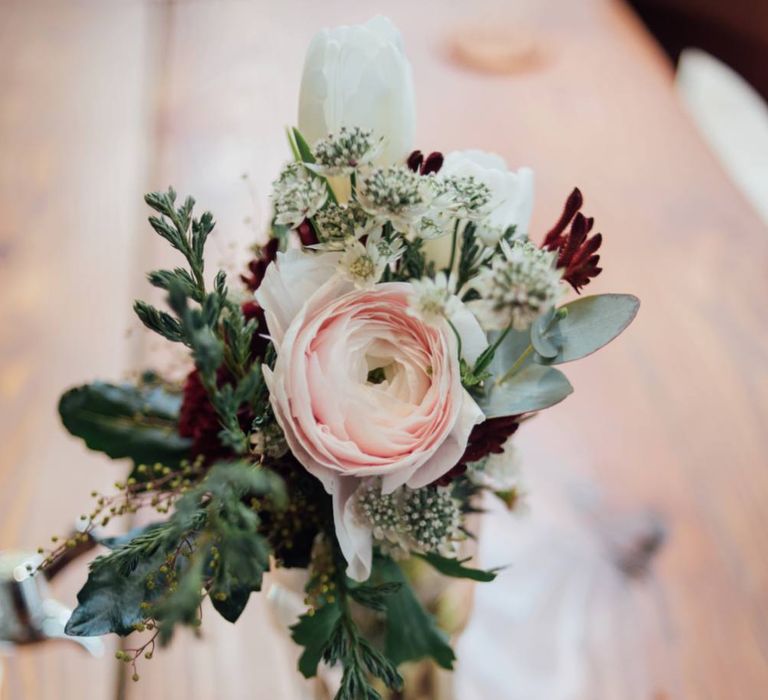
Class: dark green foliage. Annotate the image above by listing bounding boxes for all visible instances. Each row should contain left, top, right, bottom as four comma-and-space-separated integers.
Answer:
348, 581, 403, 612
58, 381, 191, 467
65, 522, 180, 636
66, 462, 285, 642
135, 188, 271, 456
291, 601, 343, 678
392, 236, 433, 282
373, 557, 456, 670
133, 301, 186, 344
147, 267, 204, 303
290, 553, 405, 700
415, 552, 498, 582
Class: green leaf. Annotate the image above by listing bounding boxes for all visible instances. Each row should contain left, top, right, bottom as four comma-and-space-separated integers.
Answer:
534, 294, 639, 365
291, 127, 316, 164
479, 363, 573, 418
530, 308, 560, 359
58, 382, 191, 466
65, 526, 174, 637
290, 601, 342, 678
416, 552, 498, 582
147, 268, 203, 303
348, 581, 403, 611
374, 557, 456, 670
133, 300, 186, 344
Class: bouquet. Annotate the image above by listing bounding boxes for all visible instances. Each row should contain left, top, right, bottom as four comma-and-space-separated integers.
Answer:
45, 16, 638, 699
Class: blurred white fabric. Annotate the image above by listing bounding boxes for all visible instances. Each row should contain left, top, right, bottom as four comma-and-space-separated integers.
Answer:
676, 48, 768, 226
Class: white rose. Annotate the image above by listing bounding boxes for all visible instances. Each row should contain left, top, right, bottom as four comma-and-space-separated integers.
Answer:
424, 151, 535, 269
298, 16, 416, 168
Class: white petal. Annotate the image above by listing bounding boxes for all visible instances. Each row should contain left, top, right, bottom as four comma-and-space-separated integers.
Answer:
332, 477, 373, 581
254, 249, 340, 347
449, 302, 488, 364
442, 149, 509, 173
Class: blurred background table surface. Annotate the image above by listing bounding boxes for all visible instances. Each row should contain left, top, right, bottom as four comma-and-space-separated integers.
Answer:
1, 0, 767, 698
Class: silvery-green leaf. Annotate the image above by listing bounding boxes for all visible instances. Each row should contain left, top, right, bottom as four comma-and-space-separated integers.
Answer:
479, 363, 573, 418
530, 308, 561, 359
535, 294, 639, 365
485, 328, 532, 380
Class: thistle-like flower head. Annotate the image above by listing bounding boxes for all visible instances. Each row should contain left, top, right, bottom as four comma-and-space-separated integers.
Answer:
271, 162, 327, 229
468, 239, 563, 331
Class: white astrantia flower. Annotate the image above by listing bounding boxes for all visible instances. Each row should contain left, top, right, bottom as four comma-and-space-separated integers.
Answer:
406, 272, 461, 326
310, 126, 383, 177
436, 174, 493, 221
441, 150, 534, 239
467, 239, 563, 331
271, 162, 328, 229
336, 229, 404, 288
354, 480, 463, 559
313, 202, 373, 247
356, 166, 434, 235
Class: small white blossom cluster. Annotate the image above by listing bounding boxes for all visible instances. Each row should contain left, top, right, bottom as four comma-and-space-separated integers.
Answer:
356, 166, 494, 240
272, 162, 327, 229
336, 230, 404, 289
311, 126, 382, 176
314, 202, 371, 242
406, 272, 460, 326
468, 239, 563, 331
436, 175, 492, 221
354, 481, 463, 558
357, 166, 432, 234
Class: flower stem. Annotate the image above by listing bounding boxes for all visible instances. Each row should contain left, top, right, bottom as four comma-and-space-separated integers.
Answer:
446, 318, 463, 361
497, 344, 533, 385
473, 323, 513, 373
447, 220, 460, 274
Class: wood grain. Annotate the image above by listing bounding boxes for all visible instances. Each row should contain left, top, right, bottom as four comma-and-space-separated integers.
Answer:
1, 0, 767, 698
0, 1, 154, 698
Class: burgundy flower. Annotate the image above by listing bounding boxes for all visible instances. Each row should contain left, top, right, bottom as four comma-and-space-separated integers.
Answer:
242, 299, 269, 360
541, 188, 603, 292
297, 218, 318, 246
433, 415, 521, 486
406, 149, 444, 175
241, 237, 279, 292
178, 369, 230, 460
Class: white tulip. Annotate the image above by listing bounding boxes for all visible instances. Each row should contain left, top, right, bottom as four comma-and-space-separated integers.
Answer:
298, 16, 416, 168
423, 150, 535, 269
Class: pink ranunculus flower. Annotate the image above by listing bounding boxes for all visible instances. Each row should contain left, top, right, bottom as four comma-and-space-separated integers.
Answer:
256, 249, 486, 580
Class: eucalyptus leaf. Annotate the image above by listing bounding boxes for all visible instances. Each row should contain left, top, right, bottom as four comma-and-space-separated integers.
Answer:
530, 308, 560, 359
486, 328, 533, 379
58, 382, 191, 467
534, 294, 639, 365
479, 363, 573, 418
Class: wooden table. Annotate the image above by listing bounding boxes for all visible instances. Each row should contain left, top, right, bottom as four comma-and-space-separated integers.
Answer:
1, 0, 766, 698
